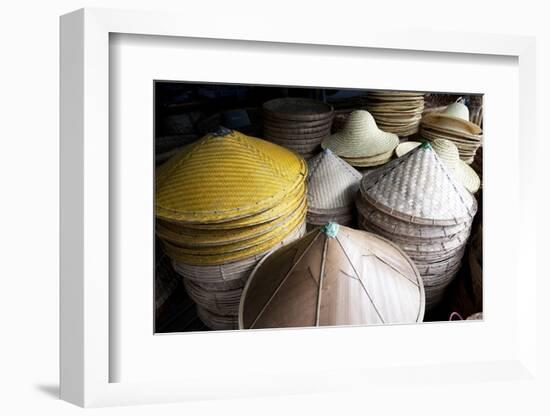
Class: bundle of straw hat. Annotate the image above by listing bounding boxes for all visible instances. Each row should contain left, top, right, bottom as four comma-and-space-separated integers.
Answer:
155, 241, 180, 317
239, 223, 424, 329
395, 139, 481, 193
262, 97, 334, 159
365, 91, 425, 137
306, 149, 362, 227
356, 142, 477, 311
321, 110, 399, 167
420, 102, 483, 164
155, 128, 307, 329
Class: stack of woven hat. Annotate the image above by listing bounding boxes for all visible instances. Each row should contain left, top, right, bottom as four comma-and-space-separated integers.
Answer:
239, 223, 425, 329
420, 102, 482, 164
321, 110, 399, 167
262, 98, 334, 159
155, 128, 308, 329
306, 149, 362, 228
365, 91, 425, 137
395, 139, 480, 193
356, 142, 478, 311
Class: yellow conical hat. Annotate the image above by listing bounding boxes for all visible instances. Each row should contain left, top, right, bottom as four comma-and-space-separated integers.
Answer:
156, 130, 307, 223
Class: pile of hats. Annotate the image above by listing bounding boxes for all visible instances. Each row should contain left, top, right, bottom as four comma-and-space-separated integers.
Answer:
321, 110, 399, 167
420, 102, 483, 164
155, 128, 308, 329
262, 97, 334, 159
239, 223, 425, 329
395, 139, 480, 193
305, 149, 362, 228
365, 91, 425, 137
356, 142, 478, 310
155, 240, 180, 318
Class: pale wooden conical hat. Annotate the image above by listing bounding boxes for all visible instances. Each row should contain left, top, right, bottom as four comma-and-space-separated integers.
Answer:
395, 139, 480, 193
239, 223, 424, 329
306, 149, 362, 211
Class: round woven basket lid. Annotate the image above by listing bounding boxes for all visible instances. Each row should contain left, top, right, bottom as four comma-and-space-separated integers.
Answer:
239, 223, 424, 329
155, 129, 307, 223
321, 110, 399, 158
395, 140, 480, 193
360, 142, 477, 226
263, 97, 334, 121
307, 149, 362, 211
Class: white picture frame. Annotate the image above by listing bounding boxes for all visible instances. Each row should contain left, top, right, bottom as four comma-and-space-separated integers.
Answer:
60, 7, 539, 408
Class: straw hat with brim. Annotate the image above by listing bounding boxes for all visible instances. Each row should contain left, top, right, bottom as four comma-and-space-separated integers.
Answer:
155, 130, 307, 223
239, 224, 424, 329
321, 110, 399, 158
341, 148, 394, 167
421, 102, 482, 135
395, 140, 480, 193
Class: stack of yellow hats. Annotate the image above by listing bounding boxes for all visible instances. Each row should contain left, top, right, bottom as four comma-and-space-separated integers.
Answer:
156, 128, 308, 329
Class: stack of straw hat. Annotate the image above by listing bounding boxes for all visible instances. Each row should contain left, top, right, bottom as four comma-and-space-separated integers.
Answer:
239, 223, 424, 329
321, 110, 399, 167
395, 139, 480, 193
155, 241, 180, 317
365, 91, 425, 137
262, 97, 334, 159
306, 149, 362, 227
420, 102, 483, 164
155, 128, 308, 329
356, 142, 478, 310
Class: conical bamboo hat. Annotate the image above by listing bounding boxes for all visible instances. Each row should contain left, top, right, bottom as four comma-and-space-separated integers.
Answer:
239, 223, 424, 329
306, 149, 362, 212
360, 142, 477, 226
395, 139, 480, 193
155, 129, 307, 223
321, 110, 399, 158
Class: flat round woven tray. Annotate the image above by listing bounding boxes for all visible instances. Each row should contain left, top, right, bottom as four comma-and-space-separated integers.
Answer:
183, 278, 242, 316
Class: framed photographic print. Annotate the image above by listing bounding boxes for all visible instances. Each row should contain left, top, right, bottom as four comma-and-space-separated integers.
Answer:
60, 7, 538, 408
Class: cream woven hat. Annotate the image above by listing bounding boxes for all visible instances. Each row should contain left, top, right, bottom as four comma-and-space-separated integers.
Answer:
321, 110, 399, 158
422, 102, 482, 135
395, 139, 480, 193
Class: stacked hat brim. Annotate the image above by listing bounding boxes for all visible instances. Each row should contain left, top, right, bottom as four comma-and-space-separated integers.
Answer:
239, 224, 424, 329
395, 140, 481, 193
306, 149, 362, 227
156, 129, 308, 329
262, 98, 334, 159
365, 91, 425, 137
356, 143, 477, 310
420, 103, 483, 164
155, 243, 180, 316
322, 110, 399, 167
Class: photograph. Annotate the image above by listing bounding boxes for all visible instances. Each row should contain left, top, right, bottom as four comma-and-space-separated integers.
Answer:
154, 83, 483, 332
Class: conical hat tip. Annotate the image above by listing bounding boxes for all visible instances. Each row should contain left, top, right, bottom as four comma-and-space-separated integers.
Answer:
321, 222, 340, 238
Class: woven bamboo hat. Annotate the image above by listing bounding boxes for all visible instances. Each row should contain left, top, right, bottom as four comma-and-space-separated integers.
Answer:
395, 139, 480, 193
360, 142, 477, 226
321, 110, 399, 159
307, 149, 362, 213
421, 102, 482, 135
239, 223, 424, 329
155, 129, 307, 224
